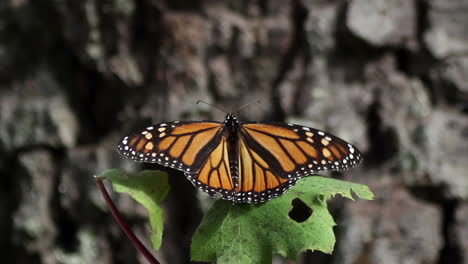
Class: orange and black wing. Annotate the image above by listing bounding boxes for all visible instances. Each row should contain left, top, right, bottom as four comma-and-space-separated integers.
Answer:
117, 121, 223, 173
233, 136, 299, 203
188, 135, 236, 200
241, 123, 362, 178
233, 122, 362, 203
117, 121, 237, 200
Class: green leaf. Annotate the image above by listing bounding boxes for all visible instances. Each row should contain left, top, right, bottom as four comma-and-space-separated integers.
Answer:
100, 169, 170, 250
191, 176, 373, 264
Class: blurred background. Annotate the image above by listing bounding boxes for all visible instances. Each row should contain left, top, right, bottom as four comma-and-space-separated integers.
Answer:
1, 0, 467, 263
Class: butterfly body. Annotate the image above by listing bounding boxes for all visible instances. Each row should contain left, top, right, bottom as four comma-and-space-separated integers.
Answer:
223, 114, 241, 189
117, 113, 362, 203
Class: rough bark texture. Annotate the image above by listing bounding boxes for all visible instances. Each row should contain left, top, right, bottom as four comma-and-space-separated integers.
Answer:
1, 0, 467, 263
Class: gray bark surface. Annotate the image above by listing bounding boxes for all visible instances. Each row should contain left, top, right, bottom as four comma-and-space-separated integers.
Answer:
1, 0, 467, 263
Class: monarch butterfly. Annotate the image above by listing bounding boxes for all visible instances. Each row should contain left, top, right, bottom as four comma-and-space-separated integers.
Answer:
117, 104, 362, 203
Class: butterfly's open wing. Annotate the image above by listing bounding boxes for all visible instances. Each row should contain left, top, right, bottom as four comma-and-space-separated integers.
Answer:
233, 122, 362, 203
117, 121, 223, 173
118, 121, 237, 200
233, 136, 298, 203
241, 123, 363, 179
188, 135, 236, 200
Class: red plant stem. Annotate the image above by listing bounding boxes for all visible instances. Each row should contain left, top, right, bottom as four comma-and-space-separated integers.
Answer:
96, 179, 160, 264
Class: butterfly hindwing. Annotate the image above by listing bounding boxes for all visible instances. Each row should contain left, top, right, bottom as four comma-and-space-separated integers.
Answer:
117, 121, 223, 173
233, 137, 297, 203
187, 135, 236, 200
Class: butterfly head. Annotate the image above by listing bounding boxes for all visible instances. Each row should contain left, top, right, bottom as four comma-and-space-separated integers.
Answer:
223, 113, 240, 130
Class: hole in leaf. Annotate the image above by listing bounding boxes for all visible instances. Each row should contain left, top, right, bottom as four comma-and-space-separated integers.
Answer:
289, 198, 312, 223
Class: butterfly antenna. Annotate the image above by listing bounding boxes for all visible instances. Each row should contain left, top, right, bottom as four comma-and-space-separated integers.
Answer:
233, 99, 261, 113
196, 100, 228, 114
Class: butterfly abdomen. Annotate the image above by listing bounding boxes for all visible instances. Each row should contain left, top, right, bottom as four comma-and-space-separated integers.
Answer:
224, 114, 241, 189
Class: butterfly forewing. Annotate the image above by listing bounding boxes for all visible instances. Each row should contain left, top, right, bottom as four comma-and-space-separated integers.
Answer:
241, 123, 362, 179
117, 121, 223, 173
